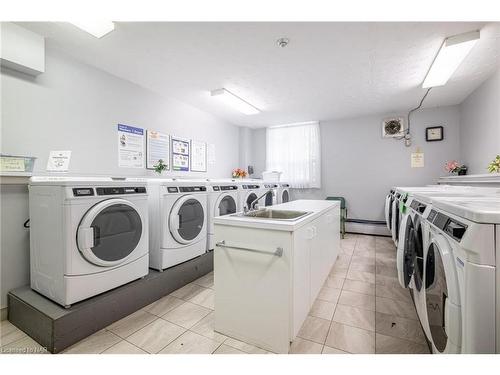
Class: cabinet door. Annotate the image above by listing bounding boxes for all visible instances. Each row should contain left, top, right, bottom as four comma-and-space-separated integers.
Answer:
309, 224, 324, 304
292, 224, 313, 338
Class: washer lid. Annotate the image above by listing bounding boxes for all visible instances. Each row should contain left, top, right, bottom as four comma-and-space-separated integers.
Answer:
169, 195, 205, 244
77, 198, 143, 267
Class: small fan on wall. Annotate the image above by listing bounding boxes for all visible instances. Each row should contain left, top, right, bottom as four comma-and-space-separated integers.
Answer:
382, 117, 406, 138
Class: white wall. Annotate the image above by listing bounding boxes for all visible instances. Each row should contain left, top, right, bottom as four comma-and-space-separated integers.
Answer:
459, 68, 500, 174
250, 106, 461, 222
0, 46, 240, 309
1, 47, 240, 179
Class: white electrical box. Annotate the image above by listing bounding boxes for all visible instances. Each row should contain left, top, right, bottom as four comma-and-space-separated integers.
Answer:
1, 22, 45, 76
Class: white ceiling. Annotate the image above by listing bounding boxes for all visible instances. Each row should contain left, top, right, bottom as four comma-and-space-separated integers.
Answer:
20, 22, 500, 127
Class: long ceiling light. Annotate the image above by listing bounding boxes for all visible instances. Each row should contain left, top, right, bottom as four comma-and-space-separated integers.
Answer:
210, 88, 260, 115
70, 21, 115, 38
422, 30, 480, 88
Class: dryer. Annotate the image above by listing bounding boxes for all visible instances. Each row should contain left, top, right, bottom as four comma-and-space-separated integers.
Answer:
29, 177, 149, 307
206, 179, 239, 250
147, 179, 208, 270
422, 196, 500, 353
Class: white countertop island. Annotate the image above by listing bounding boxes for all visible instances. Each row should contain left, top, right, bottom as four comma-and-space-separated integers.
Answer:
213, 199, 341, 353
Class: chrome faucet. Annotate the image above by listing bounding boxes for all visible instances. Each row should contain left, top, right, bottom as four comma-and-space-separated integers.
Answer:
244, 189, 274, 213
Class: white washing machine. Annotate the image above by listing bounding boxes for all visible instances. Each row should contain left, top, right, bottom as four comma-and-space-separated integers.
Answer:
147, 179, 208, 270
206, 179, 239, 250
421, 196, 500, 353
237, 181, 266, 211
262, 182, 279, 207
278, 183, 291, 204
29, 177, 149, 307
397, 188, 500, 344
391, 185, 476, 246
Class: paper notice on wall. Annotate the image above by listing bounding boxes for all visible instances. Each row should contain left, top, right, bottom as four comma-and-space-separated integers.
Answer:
146, 130, 169, 170
411, 152, 424, 168
118, 124, 144, 168
171, 136, 190, 171
46, 150, 71, 172
208, 143, 216, 165
191, 140, 207, 172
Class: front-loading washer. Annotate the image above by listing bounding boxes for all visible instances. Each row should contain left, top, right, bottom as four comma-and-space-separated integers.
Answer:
262, 182, 279, 207
29, 176, 149, 307
420, 195, 500, 353
278, 183, 291, 204
396, 188, 500, 344
147, 179, 208, 270
237, 181, 264, 211
206, 179, 239, 251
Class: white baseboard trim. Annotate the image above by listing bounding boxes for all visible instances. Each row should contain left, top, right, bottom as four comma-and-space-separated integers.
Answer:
1, 307, 7, 321
346, 222, 391, 237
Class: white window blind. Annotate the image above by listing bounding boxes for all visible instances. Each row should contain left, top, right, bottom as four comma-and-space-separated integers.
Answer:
266, 121, 321, 189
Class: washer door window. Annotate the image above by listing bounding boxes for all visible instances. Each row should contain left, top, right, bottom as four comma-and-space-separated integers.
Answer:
170, 195, 204, 244
412, 216, 425, 291
245, 192, 258, 210
77, 198, 142, 267
425, 234, 461, 353
282, 189, 290, 203
216, 194, 237, 216
399, 213, 416, 288
265, 191, 274, 206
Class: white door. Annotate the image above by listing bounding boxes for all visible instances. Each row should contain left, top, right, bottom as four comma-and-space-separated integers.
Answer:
169, 195, 205, 244
77, 198, 143, 267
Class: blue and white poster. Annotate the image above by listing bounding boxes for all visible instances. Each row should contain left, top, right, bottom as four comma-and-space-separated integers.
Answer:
117, 124, 144, 168
171, 136, 190, 171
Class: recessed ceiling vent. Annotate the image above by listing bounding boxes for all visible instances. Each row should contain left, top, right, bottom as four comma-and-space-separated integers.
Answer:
382, 117, 406, 138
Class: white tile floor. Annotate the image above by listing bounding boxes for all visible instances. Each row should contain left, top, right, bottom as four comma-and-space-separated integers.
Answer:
0, 234, 430, 354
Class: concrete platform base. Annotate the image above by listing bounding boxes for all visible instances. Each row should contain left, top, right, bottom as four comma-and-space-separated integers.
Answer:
7, 251, 213, 353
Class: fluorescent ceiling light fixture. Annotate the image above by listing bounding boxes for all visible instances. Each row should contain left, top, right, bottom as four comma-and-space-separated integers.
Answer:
210, 88, 260, 115
70, 21, 115, 38
422, 30, 480, 88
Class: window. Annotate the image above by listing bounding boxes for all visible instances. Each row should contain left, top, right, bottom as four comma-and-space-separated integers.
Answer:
266, 121, 321, 189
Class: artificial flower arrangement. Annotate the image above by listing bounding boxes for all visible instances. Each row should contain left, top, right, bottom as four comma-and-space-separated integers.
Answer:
445, 160, 468, 175
487, 155, 500, 173
232, 168, 248, 178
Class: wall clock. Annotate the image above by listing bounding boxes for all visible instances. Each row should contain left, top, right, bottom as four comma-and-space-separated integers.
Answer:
426, 126, 444, 142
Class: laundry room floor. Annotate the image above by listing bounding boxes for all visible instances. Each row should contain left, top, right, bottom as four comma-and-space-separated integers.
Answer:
0, 234, 430, 354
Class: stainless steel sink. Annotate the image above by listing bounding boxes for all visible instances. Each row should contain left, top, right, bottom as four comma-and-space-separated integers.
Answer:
233, 209, 312, 221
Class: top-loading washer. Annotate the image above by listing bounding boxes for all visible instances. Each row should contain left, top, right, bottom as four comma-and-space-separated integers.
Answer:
147, 179, 208, 270
29, 176, 149, 307
206, 179, 239, 250
422, 196, 500, 353
277, 183, 291, 204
